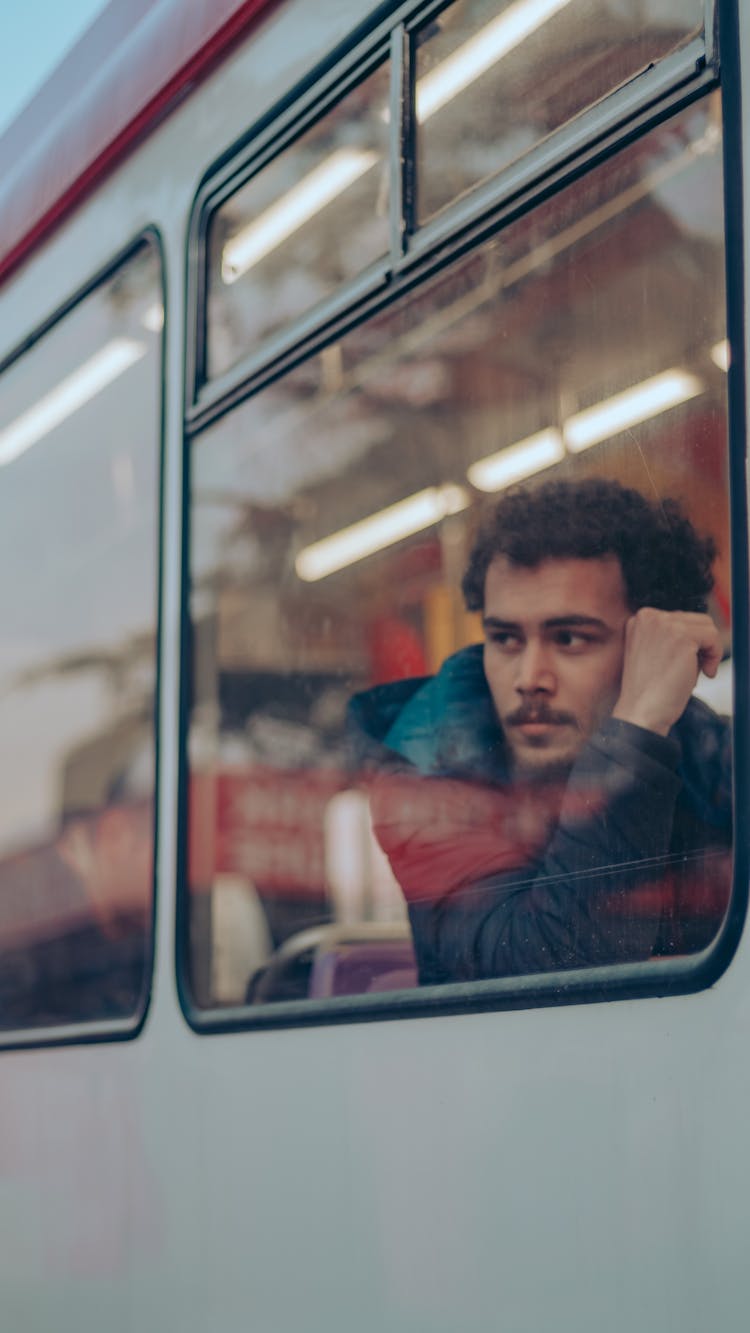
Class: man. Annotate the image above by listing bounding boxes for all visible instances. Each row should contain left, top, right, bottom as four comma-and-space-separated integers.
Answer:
351, 478, 732, 984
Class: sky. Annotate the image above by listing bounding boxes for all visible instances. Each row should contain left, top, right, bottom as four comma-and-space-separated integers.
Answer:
0, 0, 111, 138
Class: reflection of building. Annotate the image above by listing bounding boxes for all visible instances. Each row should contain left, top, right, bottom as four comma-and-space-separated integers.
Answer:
0, 823, 149, 1029
0, 669, 155, 1029
59, 707, 154, 824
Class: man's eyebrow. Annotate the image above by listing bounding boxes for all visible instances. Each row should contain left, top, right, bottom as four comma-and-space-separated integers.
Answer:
482, 614, 611, 630
482, 616, 520, 630
542, 615, 611, 630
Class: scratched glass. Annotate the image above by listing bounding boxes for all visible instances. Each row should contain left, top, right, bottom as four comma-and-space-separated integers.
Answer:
415, 0, 703, 223
206, 63, 391, 383
187, 95, 730, 1011
0, 241, 160, 1030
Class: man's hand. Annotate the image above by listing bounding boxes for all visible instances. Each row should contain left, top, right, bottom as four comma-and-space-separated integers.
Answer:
612, 607, 723, 737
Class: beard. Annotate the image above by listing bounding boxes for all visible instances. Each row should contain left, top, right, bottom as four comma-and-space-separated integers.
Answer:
503, 704, 582, 784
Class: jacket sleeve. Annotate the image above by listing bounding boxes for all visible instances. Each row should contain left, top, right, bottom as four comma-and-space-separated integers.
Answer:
386, 719, 686, 982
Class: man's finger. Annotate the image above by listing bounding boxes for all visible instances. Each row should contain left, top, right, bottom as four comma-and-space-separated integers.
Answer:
694, 620, 723, 679
698, 641, 723, 679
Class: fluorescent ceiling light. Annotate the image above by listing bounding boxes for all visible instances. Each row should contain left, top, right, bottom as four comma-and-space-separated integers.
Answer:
222, 147, 378, 283
468, 427, 564, 492
223, 0, 571, 282
296, 483, 469, 582
563, 369, 703, 453
142, 302, 164, 332
0, 338, 146, 468
416, 0, 573, 121
711, 339, 730, 372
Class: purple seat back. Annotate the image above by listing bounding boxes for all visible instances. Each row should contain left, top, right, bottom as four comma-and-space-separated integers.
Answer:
310, 939, 417, 998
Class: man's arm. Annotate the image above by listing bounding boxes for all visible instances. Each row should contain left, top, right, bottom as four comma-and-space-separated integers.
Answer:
405, 609, 728, 983
407, 718, 684, 981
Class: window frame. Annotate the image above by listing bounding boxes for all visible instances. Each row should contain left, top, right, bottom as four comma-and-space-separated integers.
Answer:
188, 0, 718, 425
186, 16, 395, 415
178, 0, 747, 1034
0, 228, 166, 1051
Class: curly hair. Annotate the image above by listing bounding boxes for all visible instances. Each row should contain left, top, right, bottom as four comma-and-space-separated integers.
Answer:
462, 478, 716, 613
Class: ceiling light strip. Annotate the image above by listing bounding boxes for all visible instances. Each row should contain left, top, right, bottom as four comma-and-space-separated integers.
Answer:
0, 337, 146, 468
296, 483, 468, 581
222, 0, 572, 282
416, 0, 573, 121
467, 427, 564, 492
563, 369, 704, 453
468, 367, 707, 491
222, 148, 378, 283
710, 339, 729, 372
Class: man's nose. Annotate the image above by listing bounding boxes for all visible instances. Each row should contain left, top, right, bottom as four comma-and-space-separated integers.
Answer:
515, 640, 556, 694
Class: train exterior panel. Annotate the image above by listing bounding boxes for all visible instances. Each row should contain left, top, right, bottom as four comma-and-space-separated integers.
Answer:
0, 2, 748, 1329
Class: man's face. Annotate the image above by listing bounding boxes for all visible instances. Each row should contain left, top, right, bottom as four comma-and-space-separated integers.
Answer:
482, 555, 631, 776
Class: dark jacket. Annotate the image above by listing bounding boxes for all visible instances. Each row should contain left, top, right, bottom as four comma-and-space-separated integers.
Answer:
350, 645, 732, 984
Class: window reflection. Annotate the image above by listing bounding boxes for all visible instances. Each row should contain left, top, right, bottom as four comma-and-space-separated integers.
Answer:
207, 63, 391, 382
0, 242, 160, 1028
415, 0, 703, 222
188, 95, 730, 1009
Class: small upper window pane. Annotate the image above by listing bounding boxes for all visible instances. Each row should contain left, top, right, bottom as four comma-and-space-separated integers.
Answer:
206, 64, 391, 383
415, 0, 704, 223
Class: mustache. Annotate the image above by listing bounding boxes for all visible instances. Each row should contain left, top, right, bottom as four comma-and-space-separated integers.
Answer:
504, 704, 578, 727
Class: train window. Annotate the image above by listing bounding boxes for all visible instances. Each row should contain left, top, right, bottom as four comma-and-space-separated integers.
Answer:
186, 91, 731, 1017
414, 0, 705, 224
0, 239, 161, 1033
206, 62, 391, 383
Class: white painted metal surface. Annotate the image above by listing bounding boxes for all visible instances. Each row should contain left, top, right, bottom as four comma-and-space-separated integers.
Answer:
0, 2, 747, 1330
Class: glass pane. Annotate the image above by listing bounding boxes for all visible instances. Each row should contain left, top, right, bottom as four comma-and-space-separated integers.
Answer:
416, 0, 704, 223
187, 93, 730, 1009
0, 242, 161, 1028
206, 63, 391, 382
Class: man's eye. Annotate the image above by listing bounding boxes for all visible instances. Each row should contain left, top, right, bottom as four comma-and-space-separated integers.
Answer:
487, 631, 521, 650
554, 630, 589, 649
